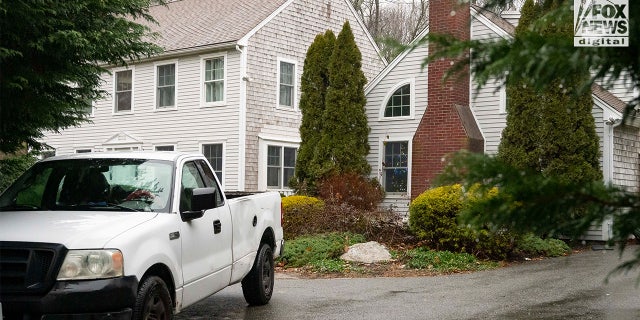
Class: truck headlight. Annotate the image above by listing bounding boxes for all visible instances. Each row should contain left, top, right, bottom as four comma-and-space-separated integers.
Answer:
57, 250, 124, 280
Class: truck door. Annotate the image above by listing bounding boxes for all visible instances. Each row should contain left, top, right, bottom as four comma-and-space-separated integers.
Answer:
179, 160, 233, 307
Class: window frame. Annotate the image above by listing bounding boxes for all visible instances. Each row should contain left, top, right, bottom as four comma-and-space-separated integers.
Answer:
200, 142, 225, 187
276, 58, 297, 110
379, 79, 415, 120
200, 53, 227, 107
266, 145, 297, 190
113, 68, 134, 114
379, 137, 412, 196
258, 138, 299, 191
154, 61, 178, 110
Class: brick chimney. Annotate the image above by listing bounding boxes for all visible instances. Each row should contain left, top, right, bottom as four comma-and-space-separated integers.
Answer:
411, 0, 483, 199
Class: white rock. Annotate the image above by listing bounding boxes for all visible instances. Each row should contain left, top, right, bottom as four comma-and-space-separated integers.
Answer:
340, 241, 392, 264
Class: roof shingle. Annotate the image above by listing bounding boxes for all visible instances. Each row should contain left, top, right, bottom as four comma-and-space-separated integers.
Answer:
145, 0, 290, 52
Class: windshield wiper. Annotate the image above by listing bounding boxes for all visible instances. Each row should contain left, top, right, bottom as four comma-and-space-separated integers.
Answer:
0, 204, 41, 211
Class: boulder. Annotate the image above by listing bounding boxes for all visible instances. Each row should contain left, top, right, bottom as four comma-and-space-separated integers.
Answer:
340, 241, 392, 264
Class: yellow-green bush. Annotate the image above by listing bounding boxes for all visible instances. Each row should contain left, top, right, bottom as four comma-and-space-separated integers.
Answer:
282, 195, 325, 239
409, 184, 513, 260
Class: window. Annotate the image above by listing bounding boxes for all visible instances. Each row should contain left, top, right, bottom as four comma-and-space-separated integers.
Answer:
155, 145, 175, 151
76, 149, 92, 154
104, 146, 142, 152
82, 99, 93, 116
204, 57, 225, 103
156, 64, 176, 108
382, 141, 408, 193
384, 84, 411, 117
115, 70, 132, 112
202, 143, 223, 182
180, 161, 205, 212
267, 146, 296, 189
278, 60, 295, 108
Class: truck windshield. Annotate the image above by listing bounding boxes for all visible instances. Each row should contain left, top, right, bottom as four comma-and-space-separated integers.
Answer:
0, 158, 174, 213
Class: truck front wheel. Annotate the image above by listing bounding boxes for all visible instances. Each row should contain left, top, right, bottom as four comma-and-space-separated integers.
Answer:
133, 276, 173, 320
241, 243, 274, 306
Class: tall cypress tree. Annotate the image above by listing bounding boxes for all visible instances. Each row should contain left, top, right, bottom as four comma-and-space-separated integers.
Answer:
498, 0, 601, 184
498, 0, 542, 170
312, 21, 371, 177
294, 30, 336, 193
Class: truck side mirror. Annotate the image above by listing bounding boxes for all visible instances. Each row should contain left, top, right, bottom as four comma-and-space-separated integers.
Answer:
180, 187, 216, 222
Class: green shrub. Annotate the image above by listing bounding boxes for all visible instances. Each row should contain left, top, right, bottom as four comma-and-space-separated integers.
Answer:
408, 185, 514, 260
515, 234, 571, 257
282, 195, 325, 239
0, 153, 37, 192
279, 232, 366, 268
402, 247, 498, 272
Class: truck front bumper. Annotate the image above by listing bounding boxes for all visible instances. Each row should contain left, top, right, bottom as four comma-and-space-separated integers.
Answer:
1, 276, 138, 320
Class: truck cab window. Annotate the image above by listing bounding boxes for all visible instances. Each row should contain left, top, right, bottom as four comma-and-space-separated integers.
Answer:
180, 162, 206, 212
195, 159, 224, 207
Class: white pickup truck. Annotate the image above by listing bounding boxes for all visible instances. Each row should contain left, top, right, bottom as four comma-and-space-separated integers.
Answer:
0, 152, 284, 319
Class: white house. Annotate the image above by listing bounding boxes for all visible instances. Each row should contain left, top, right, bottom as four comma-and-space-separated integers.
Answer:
42, 0, 386, 194
364, 2, 639, 241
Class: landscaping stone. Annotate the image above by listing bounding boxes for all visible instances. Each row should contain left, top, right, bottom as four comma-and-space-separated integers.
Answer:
340, 241, 392, 264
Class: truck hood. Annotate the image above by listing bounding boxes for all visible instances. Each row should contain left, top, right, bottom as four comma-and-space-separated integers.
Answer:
0, 211, 157, 249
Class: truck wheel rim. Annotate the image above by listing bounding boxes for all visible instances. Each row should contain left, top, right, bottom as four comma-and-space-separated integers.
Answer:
145, 291, 169, 320
262, 254, 273, 294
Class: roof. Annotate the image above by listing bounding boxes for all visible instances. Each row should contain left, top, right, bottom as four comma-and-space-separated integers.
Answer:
144, 0, 290, 52
591, 83, 627, 113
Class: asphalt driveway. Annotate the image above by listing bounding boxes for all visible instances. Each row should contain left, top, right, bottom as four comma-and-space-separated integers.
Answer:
176, 245, 640, 319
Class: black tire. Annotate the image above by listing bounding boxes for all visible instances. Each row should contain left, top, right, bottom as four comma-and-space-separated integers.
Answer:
133, 276, 173, 320
241, 243, 275, 306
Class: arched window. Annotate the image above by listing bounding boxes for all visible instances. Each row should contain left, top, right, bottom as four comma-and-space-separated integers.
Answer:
384, 84, 411, 117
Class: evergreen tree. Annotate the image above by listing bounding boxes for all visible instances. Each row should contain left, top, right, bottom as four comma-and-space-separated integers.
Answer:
0, 0, 163, 153
498, 0, 601, 184
294, 31, 336, 194
312, 21, 371, 177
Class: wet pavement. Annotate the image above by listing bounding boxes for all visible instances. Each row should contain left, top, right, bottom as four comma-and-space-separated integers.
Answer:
176, 245, 640, 319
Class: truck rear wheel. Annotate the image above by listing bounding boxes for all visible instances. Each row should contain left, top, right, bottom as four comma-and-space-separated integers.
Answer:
241, 243, 274, 305
133, 276, 173, 320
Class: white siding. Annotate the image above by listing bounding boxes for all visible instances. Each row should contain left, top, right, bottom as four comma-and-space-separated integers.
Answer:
42, 50, 244, 190
365, 43, 429, 217
243, 0, 385, 190
471, 16, 507, 155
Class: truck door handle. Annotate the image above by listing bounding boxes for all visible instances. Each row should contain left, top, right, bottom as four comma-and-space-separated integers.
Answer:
213, 220, 222, 234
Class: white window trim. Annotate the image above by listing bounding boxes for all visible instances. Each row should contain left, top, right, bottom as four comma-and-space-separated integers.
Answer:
112, 66, 135, 115
153, 144, 177, 151
498, 85, 507, 114
200, 141, 226, 189
200, 53, 227, 107
378, 136, 412, 197
378, 79, 415, 120
154, 60, 179, 111
276, 57, 298, 111
258, 137, 299, 192
102, 145, 143, 152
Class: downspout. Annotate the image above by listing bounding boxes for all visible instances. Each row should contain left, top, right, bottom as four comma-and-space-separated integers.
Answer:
236, 43, 248, 191
603, 116, 622, 185
603, 116, 622, 241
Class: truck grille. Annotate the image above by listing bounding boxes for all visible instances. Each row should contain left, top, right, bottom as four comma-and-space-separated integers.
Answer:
0, 242, 66, 295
